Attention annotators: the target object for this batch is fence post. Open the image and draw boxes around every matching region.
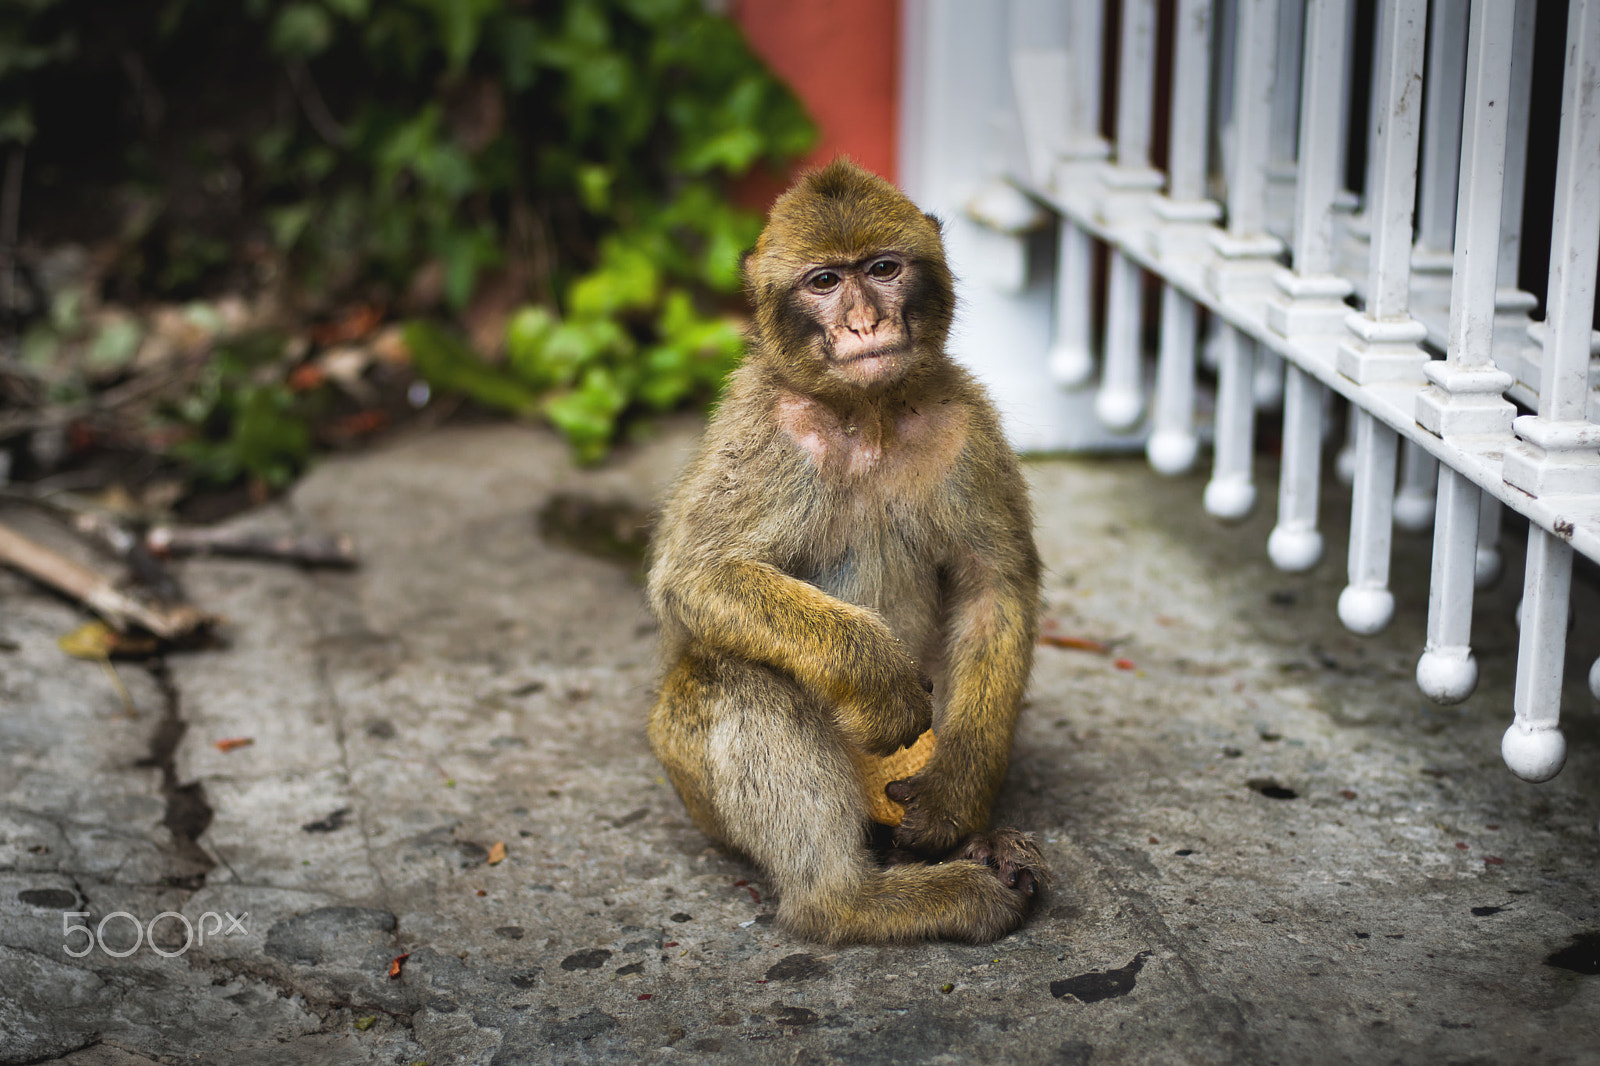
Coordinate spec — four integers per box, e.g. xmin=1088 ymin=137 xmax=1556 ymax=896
xmin=1414 ymin=0 xmax=1517 ymax=442
xmin=1149 ymin=0 xmax=1223 ymax=475
xmin=1333 ymin=0 xmax=1428 ymax=636
xmin=1047 ymin=1 xmax=1110 ymax=389
xmin=1414 ymin=0 xmax=1516 ymax=706
xmin=1393 ymin=442 xmax=1438 ymax=531
xmin=1265 ymin=0 xmax=1307 ymax=239
xmin=1265 ymin=0 xmax=1353 ymax=572
xmin=1492 ymin=0 xmax=1541 ymax=392
xmin=1411 ymin=0 xmax=1470 ymax=305
xmin=1205 ymin=0 xmax=1283 ymax=521
xmin=1500 ymin=0 xmax=1600 ymax=782
xmin=1097 ymin=0 xmax=1164 ymax=431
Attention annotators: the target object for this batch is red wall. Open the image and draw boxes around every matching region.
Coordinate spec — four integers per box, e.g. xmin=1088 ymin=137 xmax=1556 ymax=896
xmin=728 ymin=0 xmax=900 ymax=203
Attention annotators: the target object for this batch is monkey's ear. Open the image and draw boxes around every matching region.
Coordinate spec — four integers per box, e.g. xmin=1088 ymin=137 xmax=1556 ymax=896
xmin=739 ymin=248 xmax=756 ymax=288
xmin=923 ymin=212 xmax=945 ymax=234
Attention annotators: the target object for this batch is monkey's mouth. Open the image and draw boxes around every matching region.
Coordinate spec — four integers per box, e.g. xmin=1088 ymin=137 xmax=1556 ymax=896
xmin=829 ymin=344 xmax=907 ymax=366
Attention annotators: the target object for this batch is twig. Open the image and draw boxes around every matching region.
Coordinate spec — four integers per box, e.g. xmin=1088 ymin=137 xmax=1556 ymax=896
xmin=146 ymin=525 xmax=358 ymax=568
xmin=0 ymin=145 xmax=23 ymax=317
xmin=97 ymin=657 xmax=138 ymax=717
xmin=0 ymin=520 xmax=212 ymax=639
xmin=1039 ymin=632 xmax=1133 ymax=654
xmin=286 ymin=59 xmax=348 ymax=147
xmin=1 ymin=485 xmax=185 ymax=601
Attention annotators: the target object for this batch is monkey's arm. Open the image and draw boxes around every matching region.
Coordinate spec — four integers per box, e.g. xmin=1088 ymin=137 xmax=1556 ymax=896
xmin=891 ymin=507 xmax=1040 ymax=853
xmin=655 ymin=557 xmax=933 ymax=755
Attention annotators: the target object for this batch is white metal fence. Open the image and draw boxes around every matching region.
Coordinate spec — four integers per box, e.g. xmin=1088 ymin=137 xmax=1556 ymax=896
xmin=904 ymin=0 xmax=1600 ymax=787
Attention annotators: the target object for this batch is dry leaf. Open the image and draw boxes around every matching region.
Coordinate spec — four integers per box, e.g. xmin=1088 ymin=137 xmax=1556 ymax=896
xmin=487 ymin=841 xmax=507 ymax=865
xmin=59 ymin=621 xmax=120 ymax=660
xmin=286 ymin=363 xmax=328 ymax=392
xmin=327 ymin=409 xmax=389 ymax=439
xmin=309 ymin=303 xmax=383 ymax=347
xmin=1040 ymin=633 xmax=1110 ymax=654
xmin=388 ymin=952 xmax=411 ymax=978
xmin=214 ymin=737 xmax=255 ymax=753
xmin=369 ymin=323 xmax=411 ymax=364
xmin=59 ymin=620 xmax=157 ymax=659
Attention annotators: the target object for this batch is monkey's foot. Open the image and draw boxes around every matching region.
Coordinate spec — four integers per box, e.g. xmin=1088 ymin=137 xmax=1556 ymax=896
xmin=951 ymin=828 xmax=1049 ymax=898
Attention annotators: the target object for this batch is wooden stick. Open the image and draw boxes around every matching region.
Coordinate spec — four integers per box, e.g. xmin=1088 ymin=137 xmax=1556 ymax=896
xmin=145 ymin=525 xmax=358 ymax=568
xmin=0 ymin=521 xmax=211 ymax=639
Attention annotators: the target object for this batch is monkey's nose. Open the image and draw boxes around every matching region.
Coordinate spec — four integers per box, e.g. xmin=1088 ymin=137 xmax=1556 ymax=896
xmin=832 ymin=322 xmax=891 ymax=360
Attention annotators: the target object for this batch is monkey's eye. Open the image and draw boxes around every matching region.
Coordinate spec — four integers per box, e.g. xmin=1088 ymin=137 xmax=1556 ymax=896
xmin=809 ymin=271 xmax=841 ymax=293
xmin=867 ymin=259 xmax=901 ymax=280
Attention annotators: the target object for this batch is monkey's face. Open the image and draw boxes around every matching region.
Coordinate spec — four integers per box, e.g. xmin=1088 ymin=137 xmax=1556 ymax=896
xmin=748 ymin=160 xmax=956 ymax=397
xmin=794 ymin=253 xmax=915 ymax=388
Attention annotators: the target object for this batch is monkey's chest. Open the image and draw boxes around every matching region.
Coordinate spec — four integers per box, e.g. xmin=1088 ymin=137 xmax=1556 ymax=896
xmin=773 ymin=390 xmax=971 ymax=492
xmin=792 ymin=504 xmax=945 ymax=649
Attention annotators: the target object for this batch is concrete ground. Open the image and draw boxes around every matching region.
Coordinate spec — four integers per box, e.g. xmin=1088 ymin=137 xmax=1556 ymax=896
xmin=2 ymin=415 xmax=1598 ymax=1066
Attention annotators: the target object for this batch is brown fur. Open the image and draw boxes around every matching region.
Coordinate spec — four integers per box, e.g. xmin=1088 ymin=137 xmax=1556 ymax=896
xmin=647 ymin=160 xmax=1045 ymax=945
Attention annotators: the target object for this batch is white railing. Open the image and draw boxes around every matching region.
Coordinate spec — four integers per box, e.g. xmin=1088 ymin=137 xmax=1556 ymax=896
xmin=906 ymin=0 xmax=1600 ymax=787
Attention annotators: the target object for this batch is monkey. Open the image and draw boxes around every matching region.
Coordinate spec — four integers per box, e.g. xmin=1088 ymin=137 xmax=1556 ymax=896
xmin=646 ymin=159 xmax=1046 ymax=945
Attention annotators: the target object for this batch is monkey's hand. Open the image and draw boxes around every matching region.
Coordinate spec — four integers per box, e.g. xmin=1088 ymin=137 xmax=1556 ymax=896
xmin=836 ymin=665 xmax=933 ymax=757
xmin=884 ymin=770 xmax=973 ymax=854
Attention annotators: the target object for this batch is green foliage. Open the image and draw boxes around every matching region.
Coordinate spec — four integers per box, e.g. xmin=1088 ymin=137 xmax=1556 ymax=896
xmin=0 ymin=0 xmax=74 ymax=146
xmin=167 ymin=334 xmax=315 ymax=488
xmin=403 ymin=320 xmax=540 ymax=416
xmin=241 ymin=0 xmax=807 ymax=460
xmin=8 ymin=0 xmax=814 ymax=473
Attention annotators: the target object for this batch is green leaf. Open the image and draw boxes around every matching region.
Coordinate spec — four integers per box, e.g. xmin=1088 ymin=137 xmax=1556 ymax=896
xmin=438 ymin=227 xmax=501 ymax=311
xmin=227 ymin=385 xmax=312 ymax=487
xmin=498 ymin=15 xmax=541 ymax=92
xmin=0 ymin=104 xmax=35 ymax=146
xmin=543 ymin=317 xmax=633 ymax=374
xmin=268 ymin=203 xmax=314 ymax=250
xmin=575 ymin=163 xmax=612 ymax=213
xmin=409 ymin=0 xmax=499 ymax=74
xmin=563 ymin=3 xmax=610 ymax=49
xmin=700 ymin=214 xmax=755 ymax=292
xmin=404 ymin=320 xmax=542 ymax=415
xmin=637 ymin=344 xmax=692 ymax=410
xmin=676 ymin=126 xmax=763 ymax=176
xmin=505 ymin=304 xmax=557 ymax=357
xmin=253 ymin=124 xmax=294 ymax=167
xmin=543 ymin=366 xmax=629 ymax=464
xmin=170 ymin=378 xmax=312 ymax=488
xmin=569 ymin=51 xmax=629 ymax=107
xmin=322 ymin=0 xmax=370 ymax=19
xmin=617 ymin=0 xmax=690 ymax=27
xmin=87 ymin=317 xmax=144 ymax=373
xmin=504 ymin=304 xmax=563 ymax=388
xmin=271 ymin=3 xmax=335 ymax=58
xmin=19 ymin=322 xmax=60 ymax=372
xmin=567 ymin=238 xmax=659 ymax=319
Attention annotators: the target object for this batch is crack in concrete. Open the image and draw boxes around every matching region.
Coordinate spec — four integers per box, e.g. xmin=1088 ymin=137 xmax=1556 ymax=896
xmin=132 ymin=657 xmax=215 ymax=889
xmin=1071 ymin=834 xmax=1270 ymax=1064
xmin=211 ymin=955 xmax=417 ymax=1023
xmin=307 ymin=563 xmax=399 ymax=922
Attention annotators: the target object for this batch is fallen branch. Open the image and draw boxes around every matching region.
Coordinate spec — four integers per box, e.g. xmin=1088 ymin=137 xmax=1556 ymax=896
xmin=1 ymin=485 xmax=185 ymax=601
xmin=0 ymin=520 xmax=213 ymax=639
xmin=145 ymin=525 xmax=358 ymax=568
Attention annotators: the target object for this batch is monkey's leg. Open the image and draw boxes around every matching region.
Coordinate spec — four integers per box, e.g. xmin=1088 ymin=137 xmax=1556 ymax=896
xmin=891 ymin=575 xmax=1040 ymax=854
xmin=653 ymin=656 xmax=1038 ymax=944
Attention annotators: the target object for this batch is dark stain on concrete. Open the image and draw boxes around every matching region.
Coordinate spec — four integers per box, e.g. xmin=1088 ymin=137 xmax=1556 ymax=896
xmin=1051 ymin=951 xmax=1151 ymax=1004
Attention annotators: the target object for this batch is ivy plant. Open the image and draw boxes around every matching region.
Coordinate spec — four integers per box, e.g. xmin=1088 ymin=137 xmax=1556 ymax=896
xmin=244 ymin=0 xmax=811 ymax=460
xmin=9 ymin=0 xmax=814 ymax=476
